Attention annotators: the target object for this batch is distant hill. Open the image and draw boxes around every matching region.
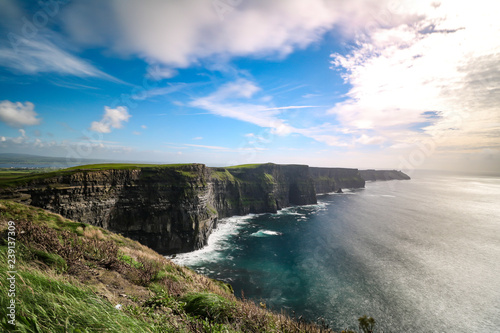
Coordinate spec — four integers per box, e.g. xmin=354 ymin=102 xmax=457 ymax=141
xmin=0 ymin=153 xmax=126 ymax=168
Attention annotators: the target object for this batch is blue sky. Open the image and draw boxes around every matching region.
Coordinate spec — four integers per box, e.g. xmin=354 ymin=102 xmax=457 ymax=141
xmin=0 ymin=0 xmax=499 ymax=172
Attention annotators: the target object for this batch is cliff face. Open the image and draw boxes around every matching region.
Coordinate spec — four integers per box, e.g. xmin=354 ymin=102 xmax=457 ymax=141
xmin=10 ymin=164 xmax=318 ymax=254
xmin=211 ymin=164 xmax=316 ymax=217
xmin=359 ymin=170 xmax=411 ymax=181
xmin=309 ymin=167 xmax=365 ymax=194
xmin=28 ymin=165 xmax=216 ymax=254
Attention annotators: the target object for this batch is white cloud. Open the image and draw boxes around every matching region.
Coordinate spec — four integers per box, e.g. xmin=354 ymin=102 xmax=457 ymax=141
xmin=147 ymin=65 xmax=178 ymax=79
xmin=62 ymin=0 xmax=401 ymax=69
xmin=192 ymin=137 xmax=203 ymax=140
xmin=90 ymin=106 xmax=131 ymax=133
xmin=0 ymin=100 xmax=41 ymax=127
xmin=329 ymin=0 xmax=500 ymax=153
xmin=355 ymin=134 xmax=386 ymax=145
xmin=141 ymin=125 xmax=147 ymax=129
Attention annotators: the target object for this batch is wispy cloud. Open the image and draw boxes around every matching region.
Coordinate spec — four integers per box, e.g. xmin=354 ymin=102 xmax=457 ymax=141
xmin=261 ymin=106 xmax=322 ymax=111
xmin=0 ymin=36 xmax=120 ymax=82
xmin=165 ymin=142 xmax=268 ymax=153
xmin=190 ymin=79 xmax=295 ymax=135
xmin=131 ymin=83 xmax=188 ymax=100
xmin=190 ymin=79 xmax=352 ymax=146
xmin=184 ymin=144 xmax=227 ymax=150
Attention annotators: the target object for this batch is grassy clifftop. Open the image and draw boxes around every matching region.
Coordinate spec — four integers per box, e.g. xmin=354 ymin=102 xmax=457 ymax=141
xmin=0 ymin=164 xmax=201 ymax=188
xmin=0 ymin=200 xmax=336 ymax=333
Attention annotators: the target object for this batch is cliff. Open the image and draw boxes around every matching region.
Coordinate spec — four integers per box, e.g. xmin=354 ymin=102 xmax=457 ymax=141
xmin=0 ymin=163 xmax=402 ymax=255
xmin=0 ymin=163 xmax=319 ymax=254
xmin=359 ymin=169 xmax=411 ymax=181
xmin=23 ymin=164 xmax=217 ymax=254
xmin=309 ymin=167 xmax=365 ymax=194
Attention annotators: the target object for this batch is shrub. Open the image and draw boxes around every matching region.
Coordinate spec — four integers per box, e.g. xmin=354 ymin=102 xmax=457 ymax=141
xmin=136 ymin=256 xmax=162 ymax=286
xmin=31 ymin=249 xmax=67 ymax=273
xmin=119 ymin=254 xmax=142 ymax=269
xmin=181 ymin=292 xmax=236 ymax=323
xmin=358 ymin=315 xmax=376 ymax=333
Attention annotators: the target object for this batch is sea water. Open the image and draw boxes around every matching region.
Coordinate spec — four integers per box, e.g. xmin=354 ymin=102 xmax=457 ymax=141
xmin=173 ymin=171 xmax=500 ymax=332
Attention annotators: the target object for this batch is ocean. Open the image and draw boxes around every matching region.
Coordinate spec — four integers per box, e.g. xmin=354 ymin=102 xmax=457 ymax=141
xmin=172 ymin=171 xmax=500 ymax=332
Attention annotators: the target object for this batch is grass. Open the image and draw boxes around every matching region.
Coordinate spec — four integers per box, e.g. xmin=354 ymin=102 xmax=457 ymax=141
xmin=263 ymin=172 xmax=276 ymax=184
xmin=211 ymin=169 xmax=237 ymax=183
xmin=0 ymin=200 xmax=350 ymax=332
xmin=0 ymin=260 xmax=152 ymax=332
xmin=225 ymin=164 xmax=265 ymax=169
xmin=0 ymin=168 xmax=76 ymax=188
xmin=0 ymin=169 xmax=43 ymax=180
xmin=182 ymin=292 xmax=236 ymax=322
xmin=64 ymin=163 xmax=196 ymax=171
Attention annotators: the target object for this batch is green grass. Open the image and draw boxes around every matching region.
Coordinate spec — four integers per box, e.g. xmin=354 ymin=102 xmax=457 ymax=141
xmin=263 ymin=173 xmax=276 ymax=184
xmin=0 ymin=169 xmax=48 ymax=179
xmin=64 ymin=163 xmax=194 ymax=171
xmin=225 ymin=163 xmax=264 ymax=169
xmin=0 ymin=247 xmax=159 ymax=333
xmin=31 ymin=249 xmax=68 ymax=273
xmin=181 ymin=292 xmax=236 ymax=323
xmin=118 ymin=254 xmax=143 ymax=269
xmin=0 ymin=169 xmax=76 ymax=188
xmin=211 ymin=169 xmax=237 ymax=182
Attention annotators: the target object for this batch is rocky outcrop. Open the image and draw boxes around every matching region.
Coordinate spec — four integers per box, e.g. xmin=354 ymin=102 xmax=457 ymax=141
xmin=359 ymin=170 xmax=411 ymax=181
xmin=309 ymin=167 xmax=365 ymax=194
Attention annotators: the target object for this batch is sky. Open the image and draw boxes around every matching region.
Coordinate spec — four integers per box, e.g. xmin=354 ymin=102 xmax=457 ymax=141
xmin=0 ymin=0 xmax=499 ymax=173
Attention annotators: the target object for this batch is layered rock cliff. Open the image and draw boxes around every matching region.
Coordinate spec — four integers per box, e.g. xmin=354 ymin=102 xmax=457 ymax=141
xmin=359 ymin=169 xmax=411 ymax=181
xmin=26 ymin=164 xmax=217 ymax=254
xmin=210 ymin=164 xmax=316 ymax=217
xmin=309 ymin=167 xmax=365 ymax=194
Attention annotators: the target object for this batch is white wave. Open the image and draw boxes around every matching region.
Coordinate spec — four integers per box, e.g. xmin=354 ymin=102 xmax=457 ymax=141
xmin=277 ymin=209 xmax=306 ymax=216
xmin=169 ymin=215 xmax=254 ymax=266
xmin=250 ymin=229 xmax=282 ymax=237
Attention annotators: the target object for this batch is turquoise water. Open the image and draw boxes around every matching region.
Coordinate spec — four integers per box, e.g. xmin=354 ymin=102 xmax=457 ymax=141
xmin=173 ymin=171 xmax=500 ymax=332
